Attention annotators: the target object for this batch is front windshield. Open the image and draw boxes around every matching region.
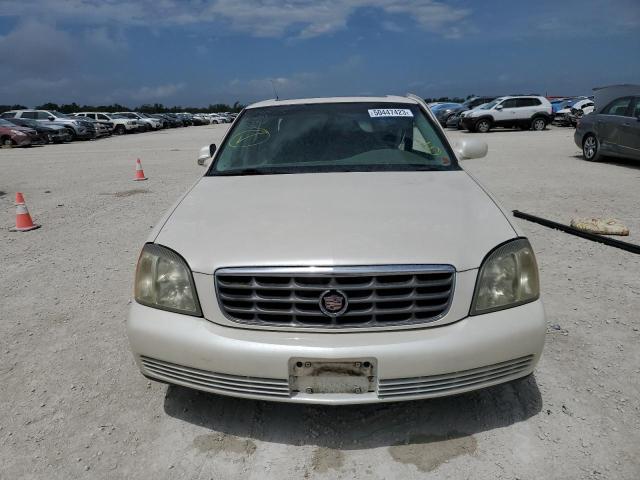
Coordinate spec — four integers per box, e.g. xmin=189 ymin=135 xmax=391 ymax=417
xmin=210 ymin=103 xmax=458 ymax=176
xmin=0 ymin=118 xmax=16 ymax=126
xmin=480 ymin=100 xmax=500 ymax=110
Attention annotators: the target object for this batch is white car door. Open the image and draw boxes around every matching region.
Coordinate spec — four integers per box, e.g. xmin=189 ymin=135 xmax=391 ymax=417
xmin=495 ymin=98 xmax=518 ymax=123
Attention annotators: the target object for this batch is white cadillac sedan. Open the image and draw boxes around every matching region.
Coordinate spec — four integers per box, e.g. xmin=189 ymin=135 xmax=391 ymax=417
xmin=127 ymin=95 xmax=545 ymax=404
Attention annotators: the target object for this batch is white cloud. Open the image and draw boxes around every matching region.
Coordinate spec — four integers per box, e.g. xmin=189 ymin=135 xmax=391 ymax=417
xmin=1 ymin=0 xmax=471 ymax=39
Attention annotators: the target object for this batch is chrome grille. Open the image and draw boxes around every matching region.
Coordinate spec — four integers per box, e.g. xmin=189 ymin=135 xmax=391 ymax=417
xmin=140 ymin=356 xmax=290 ymax=398
xmin=378 ymin=355 xmax=534 ymax=399
xmin=215 ymin=265 xmax=455 ymax=328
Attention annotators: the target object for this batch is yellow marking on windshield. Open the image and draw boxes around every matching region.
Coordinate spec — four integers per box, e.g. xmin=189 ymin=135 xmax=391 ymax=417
xmin=229 ymin=128 xmax=271 ymax=147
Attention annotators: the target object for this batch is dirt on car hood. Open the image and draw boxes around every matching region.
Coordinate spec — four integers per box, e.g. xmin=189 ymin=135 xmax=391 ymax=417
xmin=154 ymin=171 xmax=516 ymax=274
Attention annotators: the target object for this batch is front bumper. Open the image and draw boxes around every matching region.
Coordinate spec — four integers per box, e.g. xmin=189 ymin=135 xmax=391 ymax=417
xmin=11 ymin=135 xmax=32 ymax=147
xmin=127 ymin=300 xmax=546 ymax=404
xmin=460 ymin=117 xmax=476 ymax=130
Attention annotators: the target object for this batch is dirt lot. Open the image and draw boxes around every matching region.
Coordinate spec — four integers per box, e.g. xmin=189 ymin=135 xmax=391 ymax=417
xmin=1 ymin=124 xmax=639 ymax=480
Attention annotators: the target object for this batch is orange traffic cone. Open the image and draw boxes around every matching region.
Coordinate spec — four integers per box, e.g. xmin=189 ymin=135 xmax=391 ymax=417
xmin=10 ymin=193 xmax=40 ymax=232
xmin=134 ymin=158 xmax=148 ymax=181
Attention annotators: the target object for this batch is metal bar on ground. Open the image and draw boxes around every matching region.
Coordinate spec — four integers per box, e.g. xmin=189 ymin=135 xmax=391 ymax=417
xmin=512 ymin=210 xmax=640 ymax=255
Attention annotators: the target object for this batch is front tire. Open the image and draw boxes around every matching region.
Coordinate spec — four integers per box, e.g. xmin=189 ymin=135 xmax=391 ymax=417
xmin=532 ymin=117 xmax=547 ymax=131
xmin=475 ymin=119 xmax=491 ymax=133
xmin=115 ymin=125 xmax=126 ymax=135
xmin=582 ymin=134 xmax=601 ymax=161
xmin=2 ymin=136 xmax=14 ymax=147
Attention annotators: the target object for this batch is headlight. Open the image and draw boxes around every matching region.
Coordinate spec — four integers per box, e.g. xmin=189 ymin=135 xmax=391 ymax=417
xmin=134 ymin=244 xmax=202 ymax=316
xmin=470 ymin=238 xmax=539 ymax=315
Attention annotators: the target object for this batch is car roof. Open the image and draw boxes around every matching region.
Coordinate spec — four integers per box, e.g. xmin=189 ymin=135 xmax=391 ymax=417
xmin=246 ymin=95 xmax=419 ymax=109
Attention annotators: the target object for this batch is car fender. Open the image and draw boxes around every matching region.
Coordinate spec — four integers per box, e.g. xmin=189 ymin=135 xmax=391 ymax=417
xmin=473 ymin=115 xmax=494 ymax=124
xmin=531 ymin=112 xmax=551 ymax=122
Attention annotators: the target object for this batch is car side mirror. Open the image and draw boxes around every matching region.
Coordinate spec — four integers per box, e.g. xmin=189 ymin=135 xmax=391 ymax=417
xmin=454 ymin=139 xmax=488 ymax=160
xmin=494 ymin=105 xmax=503 ymax=111
xmin=197 ymin=144 xmax=216 ymax=166
xmin=48 ymin=116 xmax=55 ymax=121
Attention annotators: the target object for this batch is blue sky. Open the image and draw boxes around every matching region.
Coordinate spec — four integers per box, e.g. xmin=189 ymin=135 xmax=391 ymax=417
xmin=1 ymin=0 xmax=638 ymax=107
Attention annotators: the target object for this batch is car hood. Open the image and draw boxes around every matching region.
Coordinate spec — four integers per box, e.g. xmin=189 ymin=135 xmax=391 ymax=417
xmin=11 ymin=126 xmax=36 ymax=134
xmin=40 ymin=122 xmax=67 ymax=131
xmin=154 ymin=171 xmax=517 ymax=274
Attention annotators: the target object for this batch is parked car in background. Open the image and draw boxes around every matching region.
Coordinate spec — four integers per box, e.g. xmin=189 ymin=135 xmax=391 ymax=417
xmin=445 ymin=97 xmax=497 ymax=129
xmin=162 ymin=113 xmax=186 ymax=127
xmin=208 ymin=114 xmax=227 ymax=124
xmin=115 ymin=112 xmax=162 ymax=131
xmin=6 ymin=117 xmax=71 ymax=143
xmin=575 ymin=84 xmax=640 ymax=162
xmin=191 ymin=114 xmax=208 ymax=126
xmin=177 ymin=113 xmax=194 ymax=126
xmin=128 ymin=95 xmax=545 ymax=405
xmin=567 ymin=99 xmax=595 ymax=126
xmin=429 ymin=102 xmax=461 ymax=126
xmin=1 ymin=109 xmax=95 ymax=140
xmin=153 ymin=113 xmax=182 ymax=128
xmin=72 ymin=115 xmax=111 ymax=137
xmin=554 ymin=98 xmax=593 ymax=126
xmin=138 ymin=113 xmax=165 ymax=128
xmin=461 ymin=96 xmax=553 ymax=133
xmin=76 ymin=112 xmax=139 ymax=135
xmin=0 ymin=118 xmax=43 ymax=147
xmin=550 ymin=98 xmax=581 ymax=114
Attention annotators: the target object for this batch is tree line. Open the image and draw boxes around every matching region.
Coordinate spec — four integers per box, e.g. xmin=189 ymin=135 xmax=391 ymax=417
xmin=0 ymin=101 xmax=246 ymax=114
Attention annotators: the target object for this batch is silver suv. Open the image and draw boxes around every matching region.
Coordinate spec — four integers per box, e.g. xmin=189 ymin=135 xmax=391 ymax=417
xmin=1 ymin=110 xmax=95 ymax=140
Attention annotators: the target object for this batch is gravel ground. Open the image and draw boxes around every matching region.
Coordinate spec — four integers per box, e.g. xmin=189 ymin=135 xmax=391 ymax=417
xmin=1 ymin=124 xmax=639 ymax=480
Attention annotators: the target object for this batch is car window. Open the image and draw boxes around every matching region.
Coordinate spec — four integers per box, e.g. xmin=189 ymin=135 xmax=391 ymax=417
xmin=22 ymin=111 xmax=37 ymax=119
xmin=502 ymin=99 xmax=518 ymax=108
xmin=210 ymin=103 xmax=458 ymax=176
xmin=97 ymin=114 xmax=109 ymax=120
xmin=37 ymin=112 xmax=52 ymax=119
xmin=1 ymin=112 xmax=16 ymax=118
xmin=602 ymin=97 xmax=633 ymax=116
xmin=632 ymin=98 xmax=640 ymax=117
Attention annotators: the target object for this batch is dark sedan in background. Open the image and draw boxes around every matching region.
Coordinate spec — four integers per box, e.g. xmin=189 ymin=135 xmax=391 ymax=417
xmin=0 ymin=118 xmax=44 ymax=147
xmin=575 ymin=84 xmax=640 ymax=162
xmin=7 ymin=117 xmax=71 ymax=143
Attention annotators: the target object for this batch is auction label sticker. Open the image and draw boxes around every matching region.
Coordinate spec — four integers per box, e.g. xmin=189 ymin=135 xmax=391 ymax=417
xmin=368 ymin=108 xmax=414 ymax=118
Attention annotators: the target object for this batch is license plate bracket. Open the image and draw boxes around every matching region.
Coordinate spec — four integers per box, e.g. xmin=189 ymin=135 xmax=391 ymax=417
xmin=289 ymin=359 xmax=376 ymax=394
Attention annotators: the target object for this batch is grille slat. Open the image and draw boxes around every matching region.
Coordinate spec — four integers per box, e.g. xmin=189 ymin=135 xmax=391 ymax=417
xmin=219 ymin=290 xmax=451 ymax=304
xmin=140 ymin=356 xmax=290 ymax=397
xmin=215 ymin=265 xmax=455 ymax=329
xmin=378 ymin=355 xmax=534 ymax=399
